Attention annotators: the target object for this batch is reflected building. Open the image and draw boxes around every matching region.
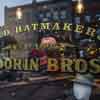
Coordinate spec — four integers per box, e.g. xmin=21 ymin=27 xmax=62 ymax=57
xmin=4 ymin=0 xmax=100 ymax=58
xmin=4 ymin=0 xmax=72 ymax=58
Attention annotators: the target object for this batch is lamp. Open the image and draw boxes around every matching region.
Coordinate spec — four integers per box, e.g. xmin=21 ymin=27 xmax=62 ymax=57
xmin=16 ymin=8 xmax=23 ymax=20
xmin=75 ymin=0 xmax=84 ymax=14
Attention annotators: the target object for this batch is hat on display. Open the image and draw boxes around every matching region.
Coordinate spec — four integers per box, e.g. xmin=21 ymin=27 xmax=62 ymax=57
xmin=72 ymin=74 xmax=94 ymax=87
